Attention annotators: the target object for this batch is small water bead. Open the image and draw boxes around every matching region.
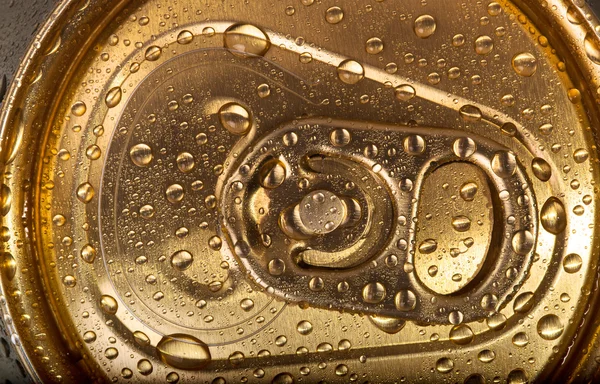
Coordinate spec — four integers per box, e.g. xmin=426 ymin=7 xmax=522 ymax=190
xmin=219 ymin=102 xmax=252 ymax=135
xmin=537 ymin=314 xmax=564 ymax=340
xmin=202 ymin=27 xmax=216 ymax=37
xmin=259 ymin=159 xmax=286 ymax=189
xmin=176 ymin=152 xmax=195 ymax=173
xmin=145 ymin=45 xmax=162 ymax=61
xmin=435 ymin=357 xmax=454 ymax=373
xmin=100 ymin=295 xmax=118 ymax=315
xmin=491 ymin=151 xmax=517 ymax=178
xmin=275 ymin=335 xmax=287 ymax=347
xmin=80 ymin=244 xmax=97 ymax=263
xmin=478 ymin=349 xmax=496 ymax=363
xmin=165 ymin=184 xmax=184 ymax=204
xmin=488 ymin=2 xmax=502 ymax=16
xmin=71 ymin=101 xmax=87 ymax=116
xmin=511 ymin=230 xmax=534 ymax=256
xmin=507 ymin=369 xmax=529 ymax=384
xmin=532 ymin=158 xmax=552 ymax=181
xmin=129 ymin=144 xmax=153 ymax=167
xmin=474 ymin=35 xmax=494 ymax=55
xmin=512 ymin=52 xmax=538 ymax=77
xmin=257 ymin=83 xmax=271 ymax=98
xmin=83 ymin=331 xmax=96 ymax=343
xmin=105 ymin=347 xmax=119 ymax=360
xmin=414 ymin=15 xmax=436 ymax=38
xmin=395 ymin=84 xmax=416 ymax=101
xmin=395 ymin=289 xmax=417 ymax=311
xmin=224 ymin=23 xmax=271 ymax=57
xmin=170 ymin=250 xmax=193 ymax=271
xmin=460 ymin=182 xmax=478 ymax=201
xmin=76 ymin=182 xmax=95 ymax=203
xmin=513 ymin=292 xmax=535 ymax=313
xmin=403 ymin=135 xmax=426 ymax=155
xmin=337 ymin=60 xmax=365 ymax=84
xmin=240 ymin=298 xmax=254 ymax=311
xmin=452 ymin=34 xmax=465 ymax=47
xmin=330 ymin=128 xmax=351 ymax=147
xmin=63 ymin=275 xmax=76 ymax=288
xmin=157 ymin=334 xmax=212 ymax=370
xmin=366 ymin=37 xmax=384 ymax=54
xmin=568 ymin=88 xmax=582 ymax=103
xmin=563 ymin=253 xmax=582 ymax=273
xmin=268 ymin=258 xmax=286 ymax=276
xmin=486 ymin=312 xmax=507 ymax=330
xmin=325 ymin=6 xmax=344 ymax=24
xmin=133 ymin=331 xmax=150 ymax=346
xmin=418 ymin=239 xmax=437 ymax=254
xmin=453 ymin=137 xmax=477 ymax=158
xmin=540 ymin=197 xmax=567 ymax=234
xmin=362 ymin=282 xmax=386 ymax=303
xmin=449 ymin=324 xmax=474 ymax=345
xmin=459 ymin=105 xmax=482 ymax=122
xmin=451 ymin=216 xmax=471 ymax=232
xmin=297 ymin=320 xmax=313 ymax=335
xmin=573 ymin=148 xmax=589 ymax=163
xmin=166 ymin=372 xmax=180 ymax=383
xmin=512 ymin=332 xmax=529 ymax=347
xmin=335 ymin=364 xmax=349 ymax=376
xmin=177 ymin=30 xmax=194 ymax=45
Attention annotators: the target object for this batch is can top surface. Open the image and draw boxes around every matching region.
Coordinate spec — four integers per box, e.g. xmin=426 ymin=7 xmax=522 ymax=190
xmin=2 ymin=0 xmax=600 ymax=383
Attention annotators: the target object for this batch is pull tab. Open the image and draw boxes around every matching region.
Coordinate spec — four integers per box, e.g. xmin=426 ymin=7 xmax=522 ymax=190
xmin=221 ymin=118 xmax=537 ymax=324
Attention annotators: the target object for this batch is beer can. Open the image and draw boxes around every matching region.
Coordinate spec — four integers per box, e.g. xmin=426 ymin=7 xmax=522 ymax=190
xmin=2 ymin=0 xmax=600 ymax=383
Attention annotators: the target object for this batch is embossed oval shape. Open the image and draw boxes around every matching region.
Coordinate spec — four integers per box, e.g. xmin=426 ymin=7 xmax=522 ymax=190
xmin=414 ymin=162 xmax=494 ymax=295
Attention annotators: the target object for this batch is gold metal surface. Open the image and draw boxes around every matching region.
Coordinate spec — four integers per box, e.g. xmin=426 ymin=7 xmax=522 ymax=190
xmin=2 ymin=0 xmax=600 ymax=382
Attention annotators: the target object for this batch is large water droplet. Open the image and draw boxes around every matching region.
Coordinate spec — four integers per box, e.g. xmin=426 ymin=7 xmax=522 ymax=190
xmin=224 ymin=24 xmax=271 ymax=58
xmin=414 ymin=15 xmax=436 ymax=38
xmin=532 ymin=158 xmax=551 ymax=181
xmin=449 ymin=324 xmax=474 ymax=345
xmin=156 ymin=334 xmax=212 ymax=370
xmin=584 ymin=33 xmax=600 ymax=65
xmin=540 ymin=197 xmax=567 ymax=234
xmin=171 ymin=250 xmax=193 ymax=271
xmin=76 ymin=182 xmax=95 ymax=203
xmin=105 ymin=87 xmax=122 ymax=108
xmin=219 ymin=102 xmax=252 ymax=135
xmin=337 ymin=60 xmax=365 ymax=84
xmin=129 ymin=144 xmax=153 ymax=167
xmin=491 ymin=151 xmax=517 ymax=178
xmin=563 ymin=253 xmax=582 ymax=273
xmin=368 ymin=315 xmax=405 ymax=334
xmin=394 ymin=84 xmax=416 ymax=101
xmin=537 ymin=314 xmax=563 ymax=340
xmin=362 ymin=282 xmax=386 ymax=303
xmin=100 ymin=295 xmax=118 ymax=315
xmin=512 ymin=52 xmax=537 ymax=77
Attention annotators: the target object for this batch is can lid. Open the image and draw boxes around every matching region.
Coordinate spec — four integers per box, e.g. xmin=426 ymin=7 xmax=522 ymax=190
xmin=2 ymin=0 xmax=600 ymax=382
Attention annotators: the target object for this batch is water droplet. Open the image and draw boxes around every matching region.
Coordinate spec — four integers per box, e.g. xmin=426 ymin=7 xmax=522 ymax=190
xmin=145 ymin=45 xmax=162 ymax=61
xmin=325 ymin=6 xmax=344 ymax=24
xmin=394 ymin=289 xmax=417 ymax=311
xmin=491 ymin=151 xmax=517 ymax=178
xmin=511 ymin=230 xmax=534 ymax=255
xmin=268 ymin=258 xmax=286 ymax=276
xmin=366 ymin=37 xmax=384 ymax=54
xmin=418 ymin=239 xmax=437 ymax=254
xmin=573 ymin=148 xmax=589 ymax=163
xmin=105 ymin=87 xmax=122 ymax=108
xmin=486 ymin=312 xmax=507 ymax=331
xmin=537 ymin=314 xmax=563 ymax=340
xmin=563 ymin=253 xmax=582 ymax=273
xmin=71 ymin=101 xmax=87 ymax=116
xmin=177 ymin=30 xmax=194 ymax=45
xmin=512 ymin=332 xmax=529 ymax=347
xmin=513 ymin=292 xmax=535 ymax=313
xmin=219 ymin=102 xmax=252 ymax=135
xmin=100 ymin=295 xmax=118 ymax=315
xmin=260 ymin=159 xmax=286 ymax=189
xmin=541 ymin=197 xmax=567 ymax=234
xmin=157 ymin=334 xmax=211 ymax=370
xmin=460 ymin=182 xmax=478 ymax=201
xmin=297 ymin=320 xmax=313 ymax=335
xmin=133 ymin=331 xmax=150 ymax=346
xmin=395 ymin=84 xmax=416 ymax=101
xmin=171 ymin=250 xmax=193 ymax=271
xmin=403 ymin=135 xmax=426 ymax=155
xmin=166 ymin=184 xmax=185 ymax=204
xmin=76 ymin=182 xmax=94 ymax=203
xmin=507 ymin=369 xmax=528 ymax=384
xmin=224 ymin=24 xmax=271 ymax=58
xmin=584 ymin=32 xmax=600 ymax=65
xmin=0 ymin=253 xmax=16 ymax=281
xmin=478 ymin=349 xmax=496 ymax=363
xmin=451 ymin=215 xmax=471 ymax=232
xmin=474 ymin=35 xmax=494 ymax=55
xmin=105 ymin=347 xmax=118 ymax=360
xmin=362 ymin=282 xmax=386 ymax=303
xmin=257 ymin=83 xmax=271 ymax=98
xmin=435 ymin=357 xmax=454 ymax=373
xmin=129 ymin=144 xmax=153 ymax=167
xmin=459 ymin=105 xmax=482 ymax=122
xmin=512 ymin=52 xmax=537 ymax=77
xmin=532 ymin=158 xmax=552 ymax=181
xmin=81 ymin=244 xmax=96 ymax=263
xmin=337 ymin=59 xmax=365 ymax=84
xmin=330 ymin=128 xmax=352 ymax=147
xmin=414 ymin=15 xmax=436 ymax=38
xmin=83 ymin=331 xmax=96 ymax=343
xmin=448 ymin=324 xmax=473 ymax=345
